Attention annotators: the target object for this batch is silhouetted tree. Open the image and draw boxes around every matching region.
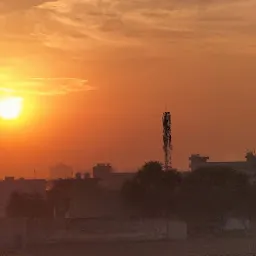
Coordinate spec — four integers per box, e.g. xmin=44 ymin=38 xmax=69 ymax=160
xmin=122 ymin=162 xmax=254 ymax=220
xmin=122 ymin=161 xmax=182 ymax=217
xmin=179 ymin=166 xmax=250 ymax=220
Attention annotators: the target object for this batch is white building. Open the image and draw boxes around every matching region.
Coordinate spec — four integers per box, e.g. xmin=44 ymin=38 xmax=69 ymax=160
xmin=189 ymin=151 xmax=256 ymax=179
xmin=0 ymin=177 xmax=46 ymax=217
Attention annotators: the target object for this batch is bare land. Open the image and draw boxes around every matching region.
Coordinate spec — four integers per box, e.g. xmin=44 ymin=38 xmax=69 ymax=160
xmin=21 ymin=237 xmax=256 ymax=256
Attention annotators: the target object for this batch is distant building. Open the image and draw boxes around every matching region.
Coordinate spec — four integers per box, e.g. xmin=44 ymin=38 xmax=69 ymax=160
xmin=49 ymin=164 xmax=136 ymax=218
xmin=189 ymin=151 xmax=256 ymax=179
xmin=98 ymin=172 xmax=135 ymax=191
xmin=51 ymin=177 xmax=100 ymax=218
xmin=93 ymin=163 xmax=113 ymax=179
xmin=50 ymin=163 xmax=73 ymax=180
xmin=93 ymin=163 xmax=135 ymax=190
xmin=69 ymin=181 xmax=126 ymax=218
xmin=51 ymin=176 xmax=127 ymax=219
xmin=0 ymin=177 xmax=46 ymax=217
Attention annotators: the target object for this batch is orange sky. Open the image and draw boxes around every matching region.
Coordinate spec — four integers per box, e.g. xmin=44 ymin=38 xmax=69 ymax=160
xmin=0 ymin=0 xmax=256 ymax=178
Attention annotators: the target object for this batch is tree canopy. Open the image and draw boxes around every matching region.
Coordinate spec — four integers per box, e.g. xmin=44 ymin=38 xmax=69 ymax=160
xmin=179 ymin=166 xmax=250 ymax=220
xmin=122 ymin=162 xmax=252 ymax=220
xmin=122 ymin=161 xmax=182 ymax=217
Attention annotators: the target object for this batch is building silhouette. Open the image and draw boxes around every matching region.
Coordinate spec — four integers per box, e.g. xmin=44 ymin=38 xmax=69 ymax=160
xmin=50 ymin=163 xmax=73 ymax=180
xmin=0 ymin=177 xmax=46 ymax=217
xmin=189 ymin=151 xmax=256 ymax=180
xmin=93 ymin=163 xmax=135 ymax=190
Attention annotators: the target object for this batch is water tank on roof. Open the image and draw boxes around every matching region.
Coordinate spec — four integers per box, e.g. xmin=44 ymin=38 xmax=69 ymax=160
xmin=84 ymin=173 xmax=90 ymax=179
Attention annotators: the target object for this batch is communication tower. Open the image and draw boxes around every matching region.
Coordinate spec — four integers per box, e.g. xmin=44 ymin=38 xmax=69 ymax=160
xmin=162 ymin=112 xmax=172 ymax=170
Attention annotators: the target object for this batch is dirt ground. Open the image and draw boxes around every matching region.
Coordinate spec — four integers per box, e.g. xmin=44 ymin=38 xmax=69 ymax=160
xmin=20 ymin=237 xmax=256 ymax=256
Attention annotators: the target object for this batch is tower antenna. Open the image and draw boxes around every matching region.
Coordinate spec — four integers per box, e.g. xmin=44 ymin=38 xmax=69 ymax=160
xmin=162 ymin=112 xmax=172 ymax=171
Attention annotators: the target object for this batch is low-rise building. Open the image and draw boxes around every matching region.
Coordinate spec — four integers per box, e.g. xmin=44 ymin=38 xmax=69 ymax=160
xmin=189 ymin=151 xmax=256 ymax=179
xmin=0 ymin=177 xmax=46 ymax=217
xmin=92 ymin=163 xmax=135 ymax=190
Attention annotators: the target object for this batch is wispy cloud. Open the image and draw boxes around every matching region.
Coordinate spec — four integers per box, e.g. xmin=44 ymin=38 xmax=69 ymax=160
xmin=0 ymin=0 xmax=255 ymax=59
xmin=33 ymin=0 xmax=256 ymax=56
xmin=0 ymin=0 xmax=56 ymax=13
xmin=0 ymin=76 xmax=94 ymax=96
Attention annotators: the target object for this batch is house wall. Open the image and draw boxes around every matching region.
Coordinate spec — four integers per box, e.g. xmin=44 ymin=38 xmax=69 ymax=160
xmin=0 ymin=218 xmax=187 ymax=248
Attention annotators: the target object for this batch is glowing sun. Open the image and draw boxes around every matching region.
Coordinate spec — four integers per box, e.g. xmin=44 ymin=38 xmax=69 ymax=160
xmin=0 ymin=97 xmax=23 ymax=120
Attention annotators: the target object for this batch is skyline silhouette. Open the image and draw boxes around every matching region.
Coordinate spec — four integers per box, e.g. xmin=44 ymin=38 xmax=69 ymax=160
xmin=0 ymin=0 xmax=256 ymax=177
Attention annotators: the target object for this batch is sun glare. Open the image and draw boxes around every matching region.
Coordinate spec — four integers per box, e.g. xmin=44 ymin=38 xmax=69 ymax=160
xmin=0 ymin=97 xmax=23 ymax=120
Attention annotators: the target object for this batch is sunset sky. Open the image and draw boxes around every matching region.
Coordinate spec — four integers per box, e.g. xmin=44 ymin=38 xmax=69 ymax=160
xmin=1 ymin=0 xmax=256 ymax=178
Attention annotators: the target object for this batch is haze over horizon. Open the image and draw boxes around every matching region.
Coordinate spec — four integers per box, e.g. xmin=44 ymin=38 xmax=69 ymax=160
xmin=0 ymin=0 xmax=256 ymax=178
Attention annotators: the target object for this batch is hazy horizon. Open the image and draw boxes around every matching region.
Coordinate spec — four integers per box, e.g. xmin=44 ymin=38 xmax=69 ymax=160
xmin=0 ymin=0 xmax=256 ymax=178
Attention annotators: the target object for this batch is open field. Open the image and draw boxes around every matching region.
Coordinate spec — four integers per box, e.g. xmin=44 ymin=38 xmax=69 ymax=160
xmin=21 ymin=237 xmax=256 ymax=256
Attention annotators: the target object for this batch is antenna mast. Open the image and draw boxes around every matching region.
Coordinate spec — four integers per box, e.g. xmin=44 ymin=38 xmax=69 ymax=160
xmin=162 ymin=112 xmax=172 ymax=170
